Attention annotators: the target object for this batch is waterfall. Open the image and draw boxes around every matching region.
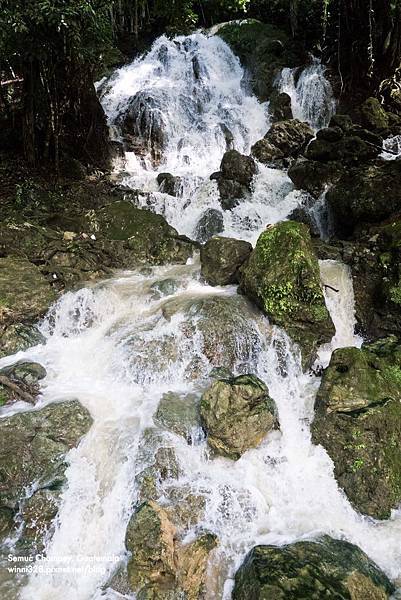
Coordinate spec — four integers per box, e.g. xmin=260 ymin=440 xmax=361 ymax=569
xmin=277 ymin=58 xmax=336 ymax=130
xmin=3 ymin=31 xmax=401 ymax=600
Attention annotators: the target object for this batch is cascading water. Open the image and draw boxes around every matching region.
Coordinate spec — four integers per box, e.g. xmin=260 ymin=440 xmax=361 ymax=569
xmin=3 ymin=30 xmax=401 ymax=600
xmin=277 ymin=58 xmax=336 ymax=130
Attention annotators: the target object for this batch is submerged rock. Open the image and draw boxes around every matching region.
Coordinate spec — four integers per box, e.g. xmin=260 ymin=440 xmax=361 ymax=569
xmin=200 ymin=374 xmax=277 ymax=460
xmin=0 ymin=399 xmax=92 ymax=543
xmin=264 ymin=119 xmax=314 ymax=158
xmin=239 ymin=221 xmax=334 ymax=367
xmin=125 ymin=501 xmax=217 ymax=599
xmin=233 ymin=536 xmax=394 ymax=599
xmin=0 ymin=360 xmax=47 ymax=406
xmin=0 ymin=256 xmax=56 ymax=326
xmin=312 ymin=338 xmax=401 ymax=519
xmin=200 ymin=236 xmax=252 ymax=286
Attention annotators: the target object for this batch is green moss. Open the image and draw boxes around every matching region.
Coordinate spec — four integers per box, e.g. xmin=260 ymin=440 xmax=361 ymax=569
xmin=389 ymin=282 xmax=401 ymax=305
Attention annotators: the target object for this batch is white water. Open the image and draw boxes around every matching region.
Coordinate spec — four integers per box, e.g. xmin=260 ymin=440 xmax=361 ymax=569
xmin=382 ymin=135 xmax=401 ymax=160
xmin=2 ymin=31 xmax=401 ymax=600
xmin=277 ymin=58 xmax=336 ymax=130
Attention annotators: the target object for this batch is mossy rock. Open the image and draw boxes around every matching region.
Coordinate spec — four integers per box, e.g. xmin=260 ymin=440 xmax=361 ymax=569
xmin=0 ymin=256 xmax=56 ymax=326
xmin=200 ymin=374 xmax=278 ymax=459
xmin=233 ymin=536 xmax=394 ymax=599
xmin=200 ymin=236 xmax=252 ymax=286
xmin=0 ymin=399 xmax=92 ymax=541
xmin=239 ymin=221 xmax=334 ymax=368
xmin=357 ymin=97 xmax=389 ymax=132
xmin=155 ymin=392 xmax=200 ymax=441
xmin=0 ymin=323 xmax=45 ymax=359
xmin=312 ymin=339 xmax=401 ymax=519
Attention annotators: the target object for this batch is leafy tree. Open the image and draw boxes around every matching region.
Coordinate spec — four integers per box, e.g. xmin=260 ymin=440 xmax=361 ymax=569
xmin=0 ymin=0 xmax=114 ymax=167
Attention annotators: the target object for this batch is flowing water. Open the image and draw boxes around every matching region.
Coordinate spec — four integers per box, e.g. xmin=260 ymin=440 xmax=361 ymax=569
xmin=2 ymin=31 xmax=401 ymax=600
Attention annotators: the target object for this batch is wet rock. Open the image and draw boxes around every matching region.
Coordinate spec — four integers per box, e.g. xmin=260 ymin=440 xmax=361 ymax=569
xmin=125 ymin=501 xmax=217 ymax=598
xmin=218 ymin=179 xmax=250 ymax=210
xmin=19 ymin=489 xmax=60 ymax=551
xmin=136 ymin=446 xmax=182 ymax=503
xmin=0 ymin=399 xmax=92 ymax=541
xmin=0 ymin=323 xmax=45 ymax=359
xmin=96 ymin=200 xmax=194 ymax=264
xmin=200 ymin=374 xmax=277 ymax=460
xmin=194 ymin=208 xmax=224 ymax=243
xmin=0 ymin=360 xmax=46 ymax=406
xmin=239 ymin=221 xmax=334 ymax=368
xmin=287 ymin=194 xmax=322 ymax=237
xmin=155 ymin=392 xmax=200 ymax=440
xmin=251 ymin=139 xmax=284 ymax=164
xmin=233 ymin=536 xmax=394 ymax=599
xmin=264 ymin=119 xmax=314 ymax=158
xmin=269 ymin=91 xmax=293 ymax=122
xmin=157 ymin=173 xmax=181 ymax=197
xmin=200 ymin=236 xmax=252 ymax=286
xmin=312 ymin=339 xmax=401 ymax=519
xmin=288 ymin=159 xmax=344 ymax=197
xmin=316 ymin=125 xmax=344 ymax=142
xmin=220 ymin=150 xmax=257 ymax=186
xmin=0 ymin=256 xmax=57 ymax=326
xmin=357 ymin=97 xmax=389 ymax=132
xmin=306 ymin=128 xmax=382 ymax=163
xmin=151 ymin=278 xmax=179 ymax=298
xmin=329 ymin=114 xmax=353 ymax=132
xmin=327 ymin=160 xmax=401 ymax=238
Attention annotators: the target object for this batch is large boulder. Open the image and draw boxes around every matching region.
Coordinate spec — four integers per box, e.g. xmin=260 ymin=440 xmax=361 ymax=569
xmin=0 ymin=256 xmax=56 ymax=326
xmin=95 ymin=200 xmax=194 ymax=264
xmin=200 ymin=374 xmax=277 ymax=459
xmin=217 ymin=150 xmax=256 ymax=210
xmin=288 ymin=159 xmax=344 ymax=197
xmin=251 ymin=139 xmax=284 ymax=165
xmin=356 ymin=97 xmax=389 ymax=132
xmin=264 ymin=119 xmax=314 ymax=158
xmin=233 ymin=536 xmax=394 ymax=599
xmin=200 ymin=236 xmax=252 ymax=286
xmin=312 ymin=338 xmax=401 ymax=519
xmin=0 ymin=400 xmax=92 ymax=543
xmin=327 ymin=160 xmax=401 ymax=238
xmin=239 ymin=221 xmax=335 ymax=367
xmin=125 ymin=501 xmax=217 ymax=599
xmin=306 ymin=126 xmax=382 ymax=164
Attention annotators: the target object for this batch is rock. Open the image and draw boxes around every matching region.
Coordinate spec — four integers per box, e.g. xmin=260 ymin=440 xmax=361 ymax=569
xmin=269 ymin=91 xmax=293 ymax=122
xmin=316 ymin=125 xmax=344 ymax=142
xmin=218 ymin=179 xmax=250 ymax=210
xmin=288 ymin=159 xmax=344 ymax=197
xmin=19 ymin=489 xmax=60 ymax=551
xmin=194 ymin=208 xmax=224 ymax=243
xmin=251 ymin=139 xmax=284 ymax=164
xmin=200 ymin=236 xmax=252 ymax=286
xmin=0 ymin=360 xmax=47 ymax=406
xmin=233 ymin=536 xmax=394 ymax=599
xmin=155 ymin=392 xmax=200 ymax=441
xmin=312 ymin=339 xmax=401 ymax=519
xmin=264 ymin=119 xmax=314 ymax=158
xmin=136 ymin=446 xmax=182 ymax=503
xmin=0 ymin=256 xmax=57 ymax=326
xmin=125 ymin=501 xmax=217 ymax=598
xmin=357 ymin=97 xmax=389 ymax=132
xmin=220 ymin=150 xmax=257 ymax=186
xmin=239 ymin=221 xmax=335 ymax=368
xmin=0 ymin=323 xmax=45 ymax=359
xmin=329 ymin=114 xmax=353 ymax=132
xmin=151 ymin=278 xmax=179 ymax=298
xmin=200 ymin=374 xmax=277 ymax=459
xmin=0 ymin=399 xmax=92 ymax=541
xmin=326 ymin=160 xmax=401 ymax=238
xmin=157 ymin=173 xmax=181 ymax=196
xmin=287 ymin=194 xmax=322 ymax=237
xmin=95 ymin=200 xmax=194 ymax=264
xmin=306 ymin=129 xmax=381 ymax=163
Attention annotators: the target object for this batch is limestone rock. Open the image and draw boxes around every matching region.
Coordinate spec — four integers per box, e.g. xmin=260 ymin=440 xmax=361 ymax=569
xmin=200 ymin=374 xmax=277 ymax=459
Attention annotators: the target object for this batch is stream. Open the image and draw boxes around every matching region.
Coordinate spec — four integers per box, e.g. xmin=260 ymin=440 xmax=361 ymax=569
xmin=2 ymin=30 xmax=401 ymax=600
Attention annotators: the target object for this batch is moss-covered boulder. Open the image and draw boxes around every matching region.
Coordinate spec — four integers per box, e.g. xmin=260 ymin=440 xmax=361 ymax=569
xmin=125 ymin=501 xmax=217 ymax=599
xmin=327 ymin=160 xmax=401 ymax=238
xmin=239 ymin=221 xmax=334 ymax=367
xmin=0 ymin=323 xmax=45 ymax=359
xmin=233 ymin=536 xmax=394 ymax=599
xmin=95 ymin=201 xmax=194 ymax=264
xmin=200 ymin=236 xmax=252 ymax=286
xmin=312 ymin=338 xmax=401 ymax=519
xmin=0 ymin=399 xmax=92 ymax=543
xmin=357 ymin=97 xmax=389 ymax=132
xmin=0 ymin=256 xmax=56 ymax=326
xmin=0 ymin=360 xmax=47 ymax=406
xmin=264 ymin=120 xmax=314 ymax=158
xmin=200 ymin=374 xmax=277 ymax=460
